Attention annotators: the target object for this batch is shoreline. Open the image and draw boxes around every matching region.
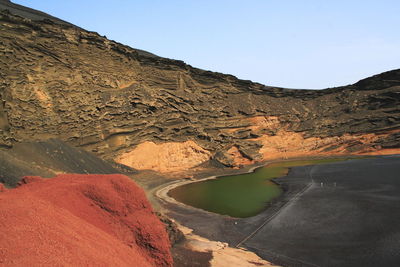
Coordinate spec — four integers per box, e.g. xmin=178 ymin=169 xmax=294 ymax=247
xmin=155 ymin=162 xmax=269 ymax=217
xmin=155 ymin=154 xmax=369 ymax=219
xmin=153 ymin=154 xmax=395 ymax=266
xmin=154 ymin=161 xmax=285 ymax=267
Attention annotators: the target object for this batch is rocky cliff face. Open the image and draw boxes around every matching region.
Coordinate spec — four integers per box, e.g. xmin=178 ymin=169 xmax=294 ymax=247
xmin=0 ymin=5 xmax=399 ymax=171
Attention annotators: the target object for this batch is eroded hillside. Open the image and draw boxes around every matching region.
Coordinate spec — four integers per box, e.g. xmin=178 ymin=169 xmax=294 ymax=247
xmin=1 ymin=7 xmax=399 ymax=171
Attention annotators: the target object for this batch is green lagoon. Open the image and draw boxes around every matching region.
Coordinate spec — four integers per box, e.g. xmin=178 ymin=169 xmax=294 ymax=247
xmin=169 ymin=158 xmax=346 ymax=218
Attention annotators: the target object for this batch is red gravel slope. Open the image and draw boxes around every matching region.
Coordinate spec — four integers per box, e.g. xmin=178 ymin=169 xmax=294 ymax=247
xmin=0 ymin=174 xmax=173 ymax=266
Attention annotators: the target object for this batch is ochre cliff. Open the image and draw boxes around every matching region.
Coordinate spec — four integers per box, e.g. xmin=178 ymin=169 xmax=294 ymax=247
xmin=116 ymin=140 xmax=211 ymax=172
xmin=0 ymin=6 xmax=399 ymax=171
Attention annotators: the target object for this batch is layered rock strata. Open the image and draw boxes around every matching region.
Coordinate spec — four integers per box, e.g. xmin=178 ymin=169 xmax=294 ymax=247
xmin=0 ymin=4 xmax=399 ymax=171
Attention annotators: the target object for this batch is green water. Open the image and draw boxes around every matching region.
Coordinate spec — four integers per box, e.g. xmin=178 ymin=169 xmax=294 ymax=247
xmin=169 ymin=158 xmax=347 ymax=218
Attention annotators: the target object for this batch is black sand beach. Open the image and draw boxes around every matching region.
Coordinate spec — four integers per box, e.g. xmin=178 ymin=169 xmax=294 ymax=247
xmin=161 ymin=156 xmax=400 ymax=267
xmin=244 ymin=155 xmax=400 ymax=266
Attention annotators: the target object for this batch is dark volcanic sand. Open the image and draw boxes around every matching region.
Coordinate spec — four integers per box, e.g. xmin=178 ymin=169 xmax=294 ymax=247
xmin=244 ymin=155 xmax=400 ymax=267
xmin=162 ymin=156 xmax=400 ymax=267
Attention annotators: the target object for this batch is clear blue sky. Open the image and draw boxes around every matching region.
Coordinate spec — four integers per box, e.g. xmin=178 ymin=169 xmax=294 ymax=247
xmin=13 ymin=0 xmax=400 ymax=89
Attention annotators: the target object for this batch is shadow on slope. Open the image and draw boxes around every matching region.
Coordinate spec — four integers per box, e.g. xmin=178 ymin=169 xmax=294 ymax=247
xmin=0 ymin=138 xmax=132 ymax=187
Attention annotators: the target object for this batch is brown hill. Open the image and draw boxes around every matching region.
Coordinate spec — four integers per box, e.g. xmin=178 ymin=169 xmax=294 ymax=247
xmin=0 ymin=3 xmax=399 ymax=172
xmin=0 ymin=174 xmax=173 ymax=266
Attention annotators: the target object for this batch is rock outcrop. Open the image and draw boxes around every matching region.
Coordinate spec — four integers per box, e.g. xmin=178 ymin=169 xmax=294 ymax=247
xmin=0 ymin=3 xmax=399 ymax=171
xmin=116 ymin=141 xmax=211 ymax=172
xmin=0 ymin=174 xmax=173 ymax=266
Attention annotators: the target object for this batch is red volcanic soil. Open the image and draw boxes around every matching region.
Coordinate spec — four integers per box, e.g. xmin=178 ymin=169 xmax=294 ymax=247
xmin=0 ymin=174 xmax=173 ymax=266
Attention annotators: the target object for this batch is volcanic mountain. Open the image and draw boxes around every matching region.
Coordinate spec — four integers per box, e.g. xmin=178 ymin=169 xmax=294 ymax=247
xmin=0 ymin=1 xmax=399 ymax=172
xmin=0 ymin=1 xmax=399 ymax=267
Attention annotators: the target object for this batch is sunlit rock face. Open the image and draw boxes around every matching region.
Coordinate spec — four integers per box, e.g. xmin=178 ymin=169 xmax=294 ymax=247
xmin=116 ymin=141 xmax=211 ymax=172
xmin=0 ymin=3 xmax=399 ymax=170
